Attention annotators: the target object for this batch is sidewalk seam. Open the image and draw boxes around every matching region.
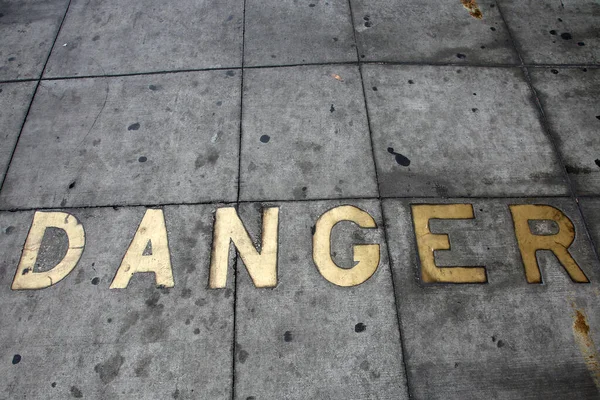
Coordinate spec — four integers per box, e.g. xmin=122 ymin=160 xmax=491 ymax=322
xmin=346 ymin=0 xmax=414 ymax=398
xmin=232 ymin=0 xmax=248 ymax=398
xmin=0 ymin=0 xmax=74 ymax=196
xmin=1 ymin=61 xmax=596 ymax=84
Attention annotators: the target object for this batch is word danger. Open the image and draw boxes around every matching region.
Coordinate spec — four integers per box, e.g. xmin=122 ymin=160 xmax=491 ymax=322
xmin=11 ymin=204 xmax=590 ymax=291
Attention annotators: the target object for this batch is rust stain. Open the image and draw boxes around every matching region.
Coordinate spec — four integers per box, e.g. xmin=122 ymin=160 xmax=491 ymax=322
xmin=571 ymin=305 xmax=600 ymax=389
xmin=461 ymin=0 xmax=483 ymax=19
xmin=575 ymin=310 xmax=590 ymax=335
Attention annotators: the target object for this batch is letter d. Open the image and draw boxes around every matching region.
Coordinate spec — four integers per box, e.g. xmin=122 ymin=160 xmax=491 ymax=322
xmin=12 ymin=211 xmax=85 ymax=290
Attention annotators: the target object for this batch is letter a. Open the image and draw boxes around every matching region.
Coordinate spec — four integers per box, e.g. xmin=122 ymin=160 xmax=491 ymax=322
xmin=110 ymin=209 xmax=174 ymax=289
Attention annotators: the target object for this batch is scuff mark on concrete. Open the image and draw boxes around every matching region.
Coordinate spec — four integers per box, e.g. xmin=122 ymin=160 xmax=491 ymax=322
xmin=571 ymin=304 xmax=600 ymax=389
xmin=461 ymin=0 xmax=483 ymax=19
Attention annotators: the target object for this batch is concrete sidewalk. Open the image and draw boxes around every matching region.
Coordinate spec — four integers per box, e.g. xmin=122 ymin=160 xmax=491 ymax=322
xmin=0 ymin=0 xmax=599 ymax=398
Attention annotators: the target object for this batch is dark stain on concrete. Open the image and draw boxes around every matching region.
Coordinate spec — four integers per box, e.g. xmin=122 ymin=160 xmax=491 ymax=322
xmin=134 ymin=355 xmax=153 ymax=377
xmin=238 ymin=349 xmax=249 ymax=363
xmin=387 ymin=147 xmax=410 ymax=166
xmin=566 ymin=165 xmax=592 ymax=174
xmin=94 ymin=354 xmax=125 ymax=384
xmin=119 ymin=311 xmax=140 ymax=335
xmin=70 ymin=386 xmax=83 ymax=398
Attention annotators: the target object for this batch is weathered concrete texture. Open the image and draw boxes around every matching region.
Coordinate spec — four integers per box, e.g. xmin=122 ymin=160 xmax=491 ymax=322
xmin=382 ymin=197 xmax=600 ymax=399
xmin=498 ymin=0 xmax=599 ymax=64
xmin=244 ymin=0 xmax=356 ymax=66
xmin=0 ymin=82 xmax=36 ymax=182
xmin=0 ymin=205 xmax=233 ymax=399
xmin=240 ymin=65 xmax=378 ymax=201
xmin=0 ymin=0 xmax=68 ymax=80
xmin=235 ymin=200 xmax=408 ymax=399
xmin=350 ymin=0 xmax=518 ymax=64
xmin=580 ymin=198 xmax=600 ymax=255
xmin=43 ymin=0 xmax=244 ymax=78
xmin=363 ymin=65 xmax=569 ymax=197
xmin=0 ymin=71 xmax=240 ymax=209
xmin=530 ymin=67 xmax=600 ymax=195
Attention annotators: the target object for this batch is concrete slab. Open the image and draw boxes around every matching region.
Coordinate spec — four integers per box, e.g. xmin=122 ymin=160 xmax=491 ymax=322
xmin=382 ymin=197 xmax=600 ymax=399
xmin=580 ymin=197 xmax=600 ymax=256
xmin=498 ymin=0 xmax=599 ymax=65
xmin=239 ymin=65 xmax=378 ymax=201
xmin=43 ymin=0 xmax=244 ymax=78
xmin=0 ymin=0 xmax=68 ymax=81
xmin=0 ymin=204 xmax=233 ymax=399
xmin=244 ymin=0 xmax=356 ymax=67
xmin=0 ymin=71 xmax=240 ymax=209
xmin=530 ymin=67 xmax=600 ymax=195
xmin=0 ymin=81 xmax=36 ymax=182
xmin=349 ymin=0 xmax=518 ymax=64
xmin=234 ymin=200 xmax=408 ymax=399
xmin=362 ymin=64 xmax=569 ymax=197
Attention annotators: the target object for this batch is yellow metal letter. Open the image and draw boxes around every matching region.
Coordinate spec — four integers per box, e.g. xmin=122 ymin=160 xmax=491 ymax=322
xmin=313 ymin=205 xmax=380 ymax=287
xmin=12 ymin=211 xmax=85 ymax=290
xmin=110 ymin=209 xmax=174 ymax=289
xmin=412 ymin=204 xmax=486 ymax=283
xmin=509 ymin=204 xmax=589 ymax=283
xmin=209 ymin=207 xmax=279 ymax=288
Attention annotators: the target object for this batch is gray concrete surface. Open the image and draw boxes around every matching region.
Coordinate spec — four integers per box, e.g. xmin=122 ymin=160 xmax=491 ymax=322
xmin=350 ymin=0 xmax=518 ymax=64
xmin=0 ymin=82 xmax=36 ymax=182
xmin=44 ymin=0 xmax=244 ymax=77
xmin=383 ymin=197 xmax=600 ymax=399
xmin=363 ymin=65 xmax=568 ymax=197
xmin=244 ymin=0 xmax=356 ymax=66
xmin=0 ymin=205 xmax=234 ymax=399
xmin=0 ymin=71 xmax=241 ymax=209
xmin=499 ymin=0 xmax=599 ymax=64
xmin=240 ymin=65 xmax=378 ymax=201
xmin=530 ymin=67 xmax=600 ymax=195
xmin=0 ymin=0 xmax=69 ymax=80
xmin=235 ymin=200 xmax=407 ymax=399
xmin=1 ymin=0 xmax=599 ymax=398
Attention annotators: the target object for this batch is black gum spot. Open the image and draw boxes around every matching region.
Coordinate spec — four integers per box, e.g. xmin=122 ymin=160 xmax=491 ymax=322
xmin=260 ymin=135 xmax=270 ymax=143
